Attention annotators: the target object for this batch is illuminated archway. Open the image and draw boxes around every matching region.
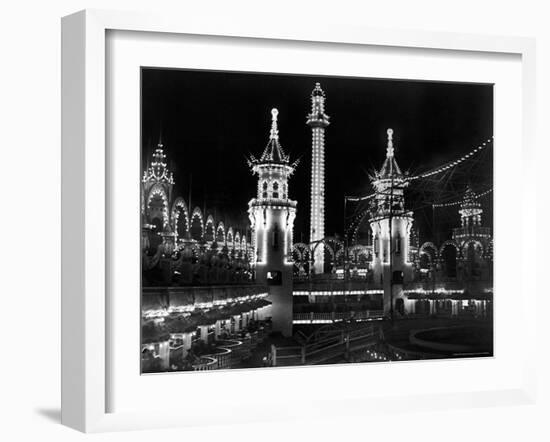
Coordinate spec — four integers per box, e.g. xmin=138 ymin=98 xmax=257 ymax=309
xmin=171 ymin=197 xmax=189 ymax=240
xmin=419 ymin=241 xmax=439 ymax=260
xmin=419 ymin=241 xmax=438 ymax=276
xmin=325 ymin=237 xmax=344 ymax=268
xmin=226 ymin=227 xmax=234 ymax=249
xmin=311 ymin=239 xmax=336 ymax=273
xmin=349 ymin=245 xmax=371 ymax=265
xmin=146 ymin=184 xmax=170 ymax=228
xmin=216 ymin=222 xmax=225 ymax=244
xmin=462 ymin=240 xmax=484 ymax=263
xmin=204 ymin=215 xmax=215 ymax=242
xmin=190 ymin=207 xmax=204 ymax=240
xmin=440 ymin=240 xmax=459 ymax=278
xmin=234 ymin=231 xmax=241 ymax=251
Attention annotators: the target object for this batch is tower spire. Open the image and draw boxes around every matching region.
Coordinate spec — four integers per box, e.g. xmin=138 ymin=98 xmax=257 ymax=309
xmin=386 ymin=128 xmax=394 ymax=158
xmin=253 ymin=108 xmax=289 ymax=164
xmin=158 ymin=120 xmax=163 ymax=147
xmin=270 ymin=108 xmax=279 ymax=140
xmin=375 ymin=128 xmax=403 ymax=178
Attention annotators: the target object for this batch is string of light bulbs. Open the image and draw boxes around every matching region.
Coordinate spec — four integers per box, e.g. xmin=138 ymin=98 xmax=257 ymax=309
xmin=346 ymin=193 xmax=376 ymax=202
xmin=407 ymin=136 xmax=493 ymax=181
xmin=432 ymin=188 xmax=493 ymax=208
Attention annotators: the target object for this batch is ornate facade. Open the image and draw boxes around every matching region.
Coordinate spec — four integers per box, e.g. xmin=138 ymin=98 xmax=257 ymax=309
xmin=416 ymin=186 xmax=493 ymax=282
xmin=141 ymin=141 xmax=253 ymax=287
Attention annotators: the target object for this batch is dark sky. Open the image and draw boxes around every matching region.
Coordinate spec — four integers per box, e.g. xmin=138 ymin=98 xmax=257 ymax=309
xmin=141 ymin=68 xmax=493 ymax=244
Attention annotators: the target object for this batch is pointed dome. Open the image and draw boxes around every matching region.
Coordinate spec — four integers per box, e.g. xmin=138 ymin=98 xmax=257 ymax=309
xmin=311 ymin=82 xmax=325 ymax=97
xmin=142 ymin=138 xmax=175 ymax=185
xmin=377 ymin=128 xmax=403 ymax=179
xmin=460 ymin=185 xmax=481 ymax=210
xmin=378 ymin=156 xmax=403 ymax=178
xmin=260 ymin=137 xmax=289 ymax=163
xmin=258 ymin=108 xmax=289 ymax=163
xmin=248 ymin=108 xmax=295 ymax=169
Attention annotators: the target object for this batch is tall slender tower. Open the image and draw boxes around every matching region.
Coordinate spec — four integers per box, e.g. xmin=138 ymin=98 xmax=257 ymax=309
xmin=369 ymin=129 xmax=414 ymax=315
xmin=248 ymin=108 xmax=298 ymax=336
xmin=306 ymin=83 xmax=330 ymax=274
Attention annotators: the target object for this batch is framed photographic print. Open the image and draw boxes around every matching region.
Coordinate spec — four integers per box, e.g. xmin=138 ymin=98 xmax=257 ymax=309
xmin=139 ymin=69 xmax=494 ymax=374
xmin=61 ymin=9 xmax=537 ymax=432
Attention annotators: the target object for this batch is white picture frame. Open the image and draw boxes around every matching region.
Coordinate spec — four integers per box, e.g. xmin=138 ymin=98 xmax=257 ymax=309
xmin=61 ymin=9 xmax=537 ymax=433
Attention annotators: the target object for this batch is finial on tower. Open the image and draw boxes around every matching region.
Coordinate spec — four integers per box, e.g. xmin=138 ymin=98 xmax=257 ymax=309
xmin=158 ymin=121 xmax=164 ymax=148
xmin=270 ymin=108 xmax=279 ymax=140
xmin=312 ymin=82 xmax=325 ymax=97
xmin=386 ymin=128 xmax=394 ymax=158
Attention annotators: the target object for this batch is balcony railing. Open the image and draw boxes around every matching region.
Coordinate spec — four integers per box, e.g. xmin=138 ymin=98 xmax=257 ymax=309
xmin=271 ymin=324 xmax=379 ymax=366
xmin=293 ymin=310 xmax=384 ymax=323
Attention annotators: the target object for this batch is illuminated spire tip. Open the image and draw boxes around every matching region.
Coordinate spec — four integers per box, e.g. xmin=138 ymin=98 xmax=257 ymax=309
xmin=386 ymin=128 xmax=394 ymax=157
xmin=270 ymin=108 xmax=279 ymax=140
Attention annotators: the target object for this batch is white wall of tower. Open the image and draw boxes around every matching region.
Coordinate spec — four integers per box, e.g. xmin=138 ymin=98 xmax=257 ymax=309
xmin=310 ymin=126 xmax=325 ymax=273
xmin=248 ymin=203 xmax=296 ymax=271
xmin=370 ymin=216 xmax=414 ymax=284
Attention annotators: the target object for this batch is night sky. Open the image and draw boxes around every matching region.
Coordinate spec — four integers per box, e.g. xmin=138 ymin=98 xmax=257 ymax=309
xmin=141 ymin=69 xmax=493 ymax=244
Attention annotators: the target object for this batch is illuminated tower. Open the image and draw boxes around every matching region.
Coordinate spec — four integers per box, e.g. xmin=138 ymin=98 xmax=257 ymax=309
xmin=369 ymin=129 xmax=414 ymax=315
xmin=306 ymin=83 xmax=330 ymax=274
xmin=458 ymin=185 xmax=483 ymax=228
xmin=248 ymin=108 xmax=298 ymax=336
xmin=453 ymin=186 xmax=492 ymax=280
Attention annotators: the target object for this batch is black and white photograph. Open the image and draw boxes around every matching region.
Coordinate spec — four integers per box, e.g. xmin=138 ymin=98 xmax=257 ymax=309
xmin=4 ymin=0 xmax=549 ymax=439
xmin=140 ymin=69 xmax=493 ymax=373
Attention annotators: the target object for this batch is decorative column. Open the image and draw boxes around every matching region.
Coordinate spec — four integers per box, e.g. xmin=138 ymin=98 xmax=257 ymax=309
xmin=182 ymin=332 xmax=193 ymax=357
xmin=214 ymin=321 xmax=222 ymax=339
xmin=406 ymin=298 xmax=416 ymax=315
xmin=451 ymin=300 xmax=458 ymax=316
xmin=474 ymin=300 xmax=482 ymax=317
xmin=199 ymin=325 xmax=209 ymax=343
xmin=429 ymin=300 xmax=435 ymax=315
xmin=158 ymin=341 xmax=170 ymax=370
xmin=233 ymin=315 xmax=241 ymax=333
